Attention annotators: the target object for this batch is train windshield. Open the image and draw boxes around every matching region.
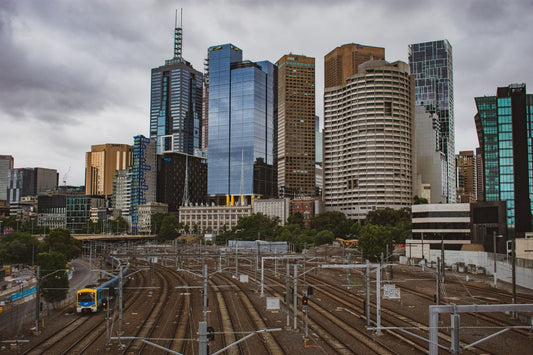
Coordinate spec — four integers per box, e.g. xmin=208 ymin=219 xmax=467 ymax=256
xmin=78 ymin=292 xmax=95 ymax=302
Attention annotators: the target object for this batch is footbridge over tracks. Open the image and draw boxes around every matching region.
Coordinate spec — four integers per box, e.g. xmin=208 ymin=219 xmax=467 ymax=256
xmin=72 ymin=234 xmax=156 ymax=242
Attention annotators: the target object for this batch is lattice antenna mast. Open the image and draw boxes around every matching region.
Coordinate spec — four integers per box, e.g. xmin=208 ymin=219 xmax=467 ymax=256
xmin=174 ymin=8 xmax=183 ymax=61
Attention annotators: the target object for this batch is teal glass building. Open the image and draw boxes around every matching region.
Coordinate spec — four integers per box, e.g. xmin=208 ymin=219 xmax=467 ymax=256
xmin=408 ymin=40 xmax=455 ymax=203
xmin=207 ymin=44 xmax=276 ymax=199
xmin=475 ymin=84 xmax=533 ymax=236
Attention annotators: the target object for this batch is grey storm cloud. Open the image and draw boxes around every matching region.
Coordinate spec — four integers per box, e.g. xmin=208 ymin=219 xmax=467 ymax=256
xmin=2 ymin=0 xmax=533 ymax=185
xmin=0 ymin=0 xmax=157 ymax=125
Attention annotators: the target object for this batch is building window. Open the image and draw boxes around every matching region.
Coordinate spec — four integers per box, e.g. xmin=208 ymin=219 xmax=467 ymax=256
xmin=384 ymin=101 xmax=392 ymax=116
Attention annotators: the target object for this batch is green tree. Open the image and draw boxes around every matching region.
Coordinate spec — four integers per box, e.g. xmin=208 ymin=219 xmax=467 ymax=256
xmin=157 ymin=215 xmax=179 ymax=241
xmin=38 ymin=251 xmax=69 ymax=304
xmin=350 ymin=221 xmax=363 ymax=238
xmin=315 ymin=230 xmax=334 ymax=246
xmin=287 ymin=213 xmax=304 ymax=229
xmin=390 ymin=219 xmax=412 ymax=245
xmin=41 ymin=228 xmax=82 ymax=261
xmin=294 ymin=233 xmax=314 ymax=252
xmin=151 ymin=213 xmax=166 ymax=234
xmin=85 ymin=220 xmax=103 ymax=234
xmin=215 ymin=230 xmax=233 ymax=245
xmin=108 ymin=217 xmax=129 ymax=234
xmin=365 ymin=207 xmax=410 ymax=227
xmin=364 ymin=207 xmax=411 ymax=244
xmin=310 ymin=211 xmax=354 ymax=238
xmin=234 ymin=213 xmax=280 ymax=241
xmin=358 ymin=224 xmax=392 ymax=261
xmin=275 ymin=227 xmax=293 ymax=242
xmin=0 ymin=232 xmax=40 ymax=265
xmin=413 ymin=195 xmax=429 ymax=205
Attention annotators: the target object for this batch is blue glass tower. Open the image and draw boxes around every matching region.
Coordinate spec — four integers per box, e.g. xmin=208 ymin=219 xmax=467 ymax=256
xmin=409 ymin=40 xmax=455 ymax=202
xmin=475 ymin=84 xmax=533 ymax=236
xmin=131 ymin=135 xmax=156 ymax=234
xmin=207 ymin=44 xmax=276 ymax=200
xmin=150 ymin=19 xmax=203 ymax=155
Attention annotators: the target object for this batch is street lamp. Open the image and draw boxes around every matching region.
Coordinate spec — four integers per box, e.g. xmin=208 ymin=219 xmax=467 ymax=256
xmin=493 ymin=231 xmax=503 ymax=287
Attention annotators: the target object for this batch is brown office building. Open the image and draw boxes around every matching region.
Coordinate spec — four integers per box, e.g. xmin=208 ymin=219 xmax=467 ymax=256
xmin=456 ymin=150 xmax=477 ymax=203
xmin=276 ymin=54 xmax=316 ymax=197
xmin=325 ymin=43 xmax=385 ymax=89
xmin=85 ymin=144 xmax=133 ymax=197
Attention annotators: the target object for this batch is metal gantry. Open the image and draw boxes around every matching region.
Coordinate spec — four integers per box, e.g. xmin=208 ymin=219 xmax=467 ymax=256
xmin=429 ymin=303 xmax=533 ymax=355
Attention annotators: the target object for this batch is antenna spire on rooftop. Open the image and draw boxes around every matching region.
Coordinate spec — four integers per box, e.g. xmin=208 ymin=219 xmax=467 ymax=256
xmin=173 ymin=8 xmax=183 ymax=60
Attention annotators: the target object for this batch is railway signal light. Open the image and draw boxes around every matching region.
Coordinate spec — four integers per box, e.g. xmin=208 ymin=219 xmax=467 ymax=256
xmin=207 ymin=326 xmax=215 ymax=341
xmin=302 ymin=296 xmax=309 ymax=306
xmin=102 ymin=299 xmax=107 ymax=308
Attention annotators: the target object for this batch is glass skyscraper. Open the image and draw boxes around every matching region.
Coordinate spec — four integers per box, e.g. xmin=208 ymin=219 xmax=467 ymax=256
xmin=475 ymin=84 xmax=533 ymax=236
xmin=150 ymin=21 xmax=203 ymax=155
xmin=207 ymin=44 xmax=276 ymax=200
xmin=408 ymin=40 xmax=455 ymax=202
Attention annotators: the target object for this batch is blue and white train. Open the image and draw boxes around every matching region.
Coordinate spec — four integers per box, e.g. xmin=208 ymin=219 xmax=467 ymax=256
xmin=76 ymin=260 xmax=130 ymax=313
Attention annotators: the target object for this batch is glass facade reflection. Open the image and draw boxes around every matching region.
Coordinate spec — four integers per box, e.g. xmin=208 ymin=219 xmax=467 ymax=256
xmin=207 ymin=44 xmax=276 ymax=198
xmin=475 ymin=84 xmax=533 ymax=236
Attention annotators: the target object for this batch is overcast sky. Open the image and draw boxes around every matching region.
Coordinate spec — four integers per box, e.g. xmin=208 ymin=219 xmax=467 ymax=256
xmin=1 ymin=0 xmax=532 ymax=186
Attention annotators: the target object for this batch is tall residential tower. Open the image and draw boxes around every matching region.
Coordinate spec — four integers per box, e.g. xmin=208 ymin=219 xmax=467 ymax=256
xmin=323 ymin=58 xmax=415 ymax=220
xmin=276 ymin=54 xmax=315 ymax=197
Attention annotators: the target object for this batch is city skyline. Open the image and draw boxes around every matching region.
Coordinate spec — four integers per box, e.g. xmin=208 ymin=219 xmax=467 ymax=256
xmin=2 ymin=0 xmax=533 ymax=185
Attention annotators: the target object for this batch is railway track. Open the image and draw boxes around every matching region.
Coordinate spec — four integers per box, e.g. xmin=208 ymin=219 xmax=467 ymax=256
xmin=22 ymin=264 xmax=146 ymax=354
xmin=117 ymin=262 xmax=193 ymax=354
xmin=244 ymin=261 xmax=503 ymax=354
xmin=307 ymin=265 xmax=532 ymax=354
xmin=210 ymin=271 xmax=284 ymax=355
xmin=388 ymin=267 xmax=533 ymax=351
xmin=228 ymin=262 xmax=404 ymax=354
xmin=14 ymin=247 xmax=533 ymax=355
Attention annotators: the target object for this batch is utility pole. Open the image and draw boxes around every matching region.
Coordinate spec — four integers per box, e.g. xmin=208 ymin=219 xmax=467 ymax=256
xmin=35 ymin=266 xmax=40 ymax=333
xmin=365 ymin=261 xmax=370 ymax=326
xmin=493 ymin=231 xmax=497 ymax=286
xmin=436 ymin=257 xmax=441 ymax=306
xmin=235 ymin=243 xmax=239 ymax=277
xmin=119 ymin=264 xmax=124 ymax=335
xmin=376 ymin=262 xmax=381 ymax=334
xmin=441 ymin=239 xmax=445 ymax=282
xmin=303 ymin=243 xmax=307 ymax=290
xmin=199 ymin=321 xmax=208 ymax=355
xmin=285 ymin=263 xmax=290 ymax=328
xmin=203 ymin=264 xmax=208 ymax=321
xmin=512 ymin=238 xmax=516 ymax=312
xmin=293 ymin=264 xmax=298 ymax=330
xmin=255 ymin=246 xmax=258 ymax=291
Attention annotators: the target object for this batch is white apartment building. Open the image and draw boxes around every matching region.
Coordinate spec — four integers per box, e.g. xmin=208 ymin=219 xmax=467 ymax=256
xmin=323 ymin=60 xmax=415 ymax=220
